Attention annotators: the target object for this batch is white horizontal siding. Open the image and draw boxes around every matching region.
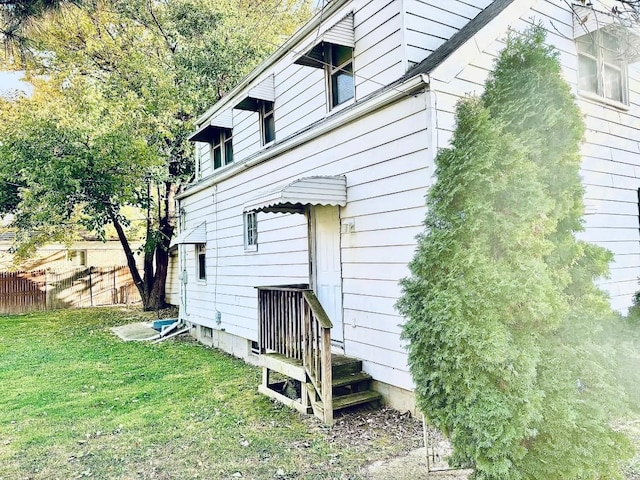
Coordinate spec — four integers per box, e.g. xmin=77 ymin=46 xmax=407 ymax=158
xmin=404 ymin=0 xmax=492 ymax=66
xmin=197 ymin=142 xmax=212 ymax=179
xmin=231 ymin=110 xmax=260 ymax=162
xmin=180 ymin=93 xmax=430 ymax=389
xmin=354 ymin=0 xmax=404 ymax=97
xmin=428 ymin=0 xmax=640 ymax=313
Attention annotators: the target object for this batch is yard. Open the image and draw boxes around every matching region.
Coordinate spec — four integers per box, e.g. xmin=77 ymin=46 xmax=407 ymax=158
xmin=1 ymin=308 xmax=639 ymax=480
xmin=0 ymin=308 xmax=424 ymax=480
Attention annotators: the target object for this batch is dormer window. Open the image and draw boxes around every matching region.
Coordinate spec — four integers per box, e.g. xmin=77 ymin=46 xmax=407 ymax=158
xmin=294 ymin=13 xmax=355 ymax=111
xmin=259 ymin=100 xmax=275 ymax=145
xmin=210 ymin=128 xmax=233 ymax=170
xmin=233 ymin=75 xmax=276 ymax=147
xmin=327 ymin=44 xmax=354 ymax=108
xmin=188 ymin=110 xmax=234 ymax=175
xmin=576 ymin=30 xmax=627 ymax=104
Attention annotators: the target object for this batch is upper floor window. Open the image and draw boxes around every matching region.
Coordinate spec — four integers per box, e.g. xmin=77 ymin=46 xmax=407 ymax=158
xmin=259 ymin=100 xmax=275 ymax=145
xmin=327 ymin=44 xmax=354 ymax=108
xmin=210 ymin=128 xmax=233 ymax=170
xmin=576 ymin=30 xmax=627 ymax=104
xmin=293 ymin=14 xmax=355 ymax=111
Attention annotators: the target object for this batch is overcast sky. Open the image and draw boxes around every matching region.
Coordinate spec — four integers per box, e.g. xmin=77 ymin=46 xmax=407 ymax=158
xmin=0 ymin=71 xmax=33 ymax=97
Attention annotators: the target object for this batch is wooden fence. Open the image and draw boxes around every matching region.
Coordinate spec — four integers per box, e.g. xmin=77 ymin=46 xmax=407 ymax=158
xmin=0 ymin=266 xmax=140 ymax=314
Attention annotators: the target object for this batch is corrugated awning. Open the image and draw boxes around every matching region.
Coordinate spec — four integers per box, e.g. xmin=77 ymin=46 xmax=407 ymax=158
xmin=188 ymin=111 xmax=233 ymax=142
xmin=234 ymin=74 xmax=275 ymax=111
xmin=169 ymin=222 xmax=206 ymax=247
xmin=243 ymin=176 xmax=347 ymax=214
xmin=294 ymin=14 xmax=354 ymax=69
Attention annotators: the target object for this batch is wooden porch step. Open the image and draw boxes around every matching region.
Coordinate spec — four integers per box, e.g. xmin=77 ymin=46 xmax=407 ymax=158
xmin=315 ymin=391 xmax=382 ymax=413
xmin=331 ymin=354 xmax=362 ymax=377
xmin=332 ymin=371 xmax=372 ymax=389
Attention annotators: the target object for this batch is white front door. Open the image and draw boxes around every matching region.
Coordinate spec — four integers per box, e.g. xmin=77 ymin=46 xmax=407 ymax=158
xmin=312 ymin=205 xmax=344 ymax=346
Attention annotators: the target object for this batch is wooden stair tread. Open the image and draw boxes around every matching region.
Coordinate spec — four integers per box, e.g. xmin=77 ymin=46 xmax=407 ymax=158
xmin=261 ymin=352 xmax=303 ymax=366
xmin=319 ymin=391 xmax=382 ymax=412
xmin=331 ymin=354 xmax=362 ymax=376
xmin=332 ymin=371 xmax=372 ymax=388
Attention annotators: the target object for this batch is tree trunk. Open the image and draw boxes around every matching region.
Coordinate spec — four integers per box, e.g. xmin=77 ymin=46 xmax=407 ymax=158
xmin=107 ymin=179 xmax=177 ymax=312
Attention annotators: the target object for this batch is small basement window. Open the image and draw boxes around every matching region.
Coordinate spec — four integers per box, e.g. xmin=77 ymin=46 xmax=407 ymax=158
xmin=196 ymin=243 xmax=206 ymax=281
xmin=244 ymin=211 xmax=258 ymax=252
xmin=202 ymin=326 xmax=213 ymax=339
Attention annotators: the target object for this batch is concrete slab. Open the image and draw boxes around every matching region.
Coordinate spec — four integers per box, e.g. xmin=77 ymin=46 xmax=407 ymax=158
xmin=111 ymin=322 xmax=160 ymax=342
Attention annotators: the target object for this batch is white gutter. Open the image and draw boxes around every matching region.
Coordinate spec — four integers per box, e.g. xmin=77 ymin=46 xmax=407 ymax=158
xmin=195 ymin=0 xmax=351 ymax=126
xmin=178 ymin=73 xmax=430 ymax=201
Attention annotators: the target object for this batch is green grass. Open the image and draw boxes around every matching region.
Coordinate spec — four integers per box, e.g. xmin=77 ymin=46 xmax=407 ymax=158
xmin=0 ymin=308 xmax=415 ymax=480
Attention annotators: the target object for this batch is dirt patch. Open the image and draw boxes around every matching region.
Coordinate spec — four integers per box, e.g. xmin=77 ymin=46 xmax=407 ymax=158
xmin=302 ymin=406 xmax=468 ymax=479
xmin=366 ymin=447 xmax=471 ymax=480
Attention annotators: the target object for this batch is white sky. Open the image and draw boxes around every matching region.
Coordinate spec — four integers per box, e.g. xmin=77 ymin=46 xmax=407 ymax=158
xmin=0 ymin=71 xmax=33 ymax=97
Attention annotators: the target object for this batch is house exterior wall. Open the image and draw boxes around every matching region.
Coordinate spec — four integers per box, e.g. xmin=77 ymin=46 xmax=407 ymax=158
xmin=175 ymin=0 xmax=640 ymax=406
xmin=427 ymin=0 xmax=640 ymax=313
xmin=404 ymin=0 xmax=493 ymax=68
xmin=194 ymin=0 xmax=487 ymax=180
xmin=179 ymin=94 xmax=430 ymax=392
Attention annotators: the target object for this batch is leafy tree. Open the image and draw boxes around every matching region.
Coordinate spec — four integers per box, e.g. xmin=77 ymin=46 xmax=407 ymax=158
xmin=0 ymin=0 xmax=310 ymax=309
xmin=397 ymin=26 xmax=631 ymax=479
xmin=0 ymin=0 xmax=77 ymax=59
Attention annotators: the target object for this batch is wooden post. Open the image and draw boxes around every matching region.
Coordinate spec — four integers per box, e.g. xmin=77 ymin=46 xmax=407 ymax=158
xmin=321 ymin=327 xmax=333 ymax=424
xmin=88 ymin=266 xmax=94 ymax=307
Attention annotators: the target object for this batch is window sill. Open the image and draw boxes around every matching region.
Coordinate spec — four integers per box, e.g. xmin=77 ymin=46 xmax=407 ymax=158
xmin=328 ymin=97 xmax=355 ymax=116
xmin=244 ymin=245 xmax=258 ymax=253
xmin=577 ymin=90 xmax=630 ymax=111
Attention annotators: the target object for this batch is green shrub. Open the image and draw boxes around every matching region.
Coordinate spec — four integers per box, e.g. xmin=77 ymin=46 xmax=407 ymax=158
xmin=398 ymin=26 xmax=631 ymax=479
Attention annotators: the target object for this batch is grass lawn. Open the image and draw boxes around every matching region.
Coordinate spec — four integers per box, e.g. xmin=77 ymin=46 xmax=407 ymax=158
xmin=0 ymin=308 xmax=422 ymax=480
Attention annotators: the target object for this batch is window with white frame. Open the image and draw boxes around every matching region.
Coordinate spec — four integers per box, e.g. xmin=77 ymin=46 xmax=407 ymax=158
xmin=259 ymin=100 xmax=275 ymax=145
xmin=210 ymin=128 xmax=233 ymax=170
xmin=244 ymin=211 xmax=258 ymax=251
xmin=576 ymin=30 xmax=628 ymax=104
xmin=326 ymin=43 xmax=354 ymax=109
xmin=196 ymin=243 xmax=206 ymax=281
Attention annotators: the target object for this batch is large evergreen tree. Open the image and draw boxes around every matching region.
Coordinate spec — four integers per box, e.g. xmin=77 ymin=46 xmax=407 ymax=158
xmin=397 ymin=26 xmax=631 ymax=479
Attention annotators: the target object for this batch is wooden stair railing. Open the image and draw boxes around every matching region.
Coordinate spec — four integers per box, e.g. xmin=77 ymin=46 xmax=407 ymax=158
xmin=257 ymin=285 xmax=333 ymax=423
xmin=301 ymin=290 xmax=333 ymax=424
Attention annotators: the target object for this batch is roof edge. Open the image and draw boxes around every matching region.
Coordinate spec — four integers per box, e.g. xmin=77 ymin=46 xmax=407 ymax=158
xmin=404 ymin=0 xmax=519 ymax=80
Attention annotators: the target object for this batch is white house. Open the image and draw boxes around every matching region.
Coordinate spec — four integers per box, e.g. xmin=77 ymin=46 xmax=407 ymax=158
xmin=172 ymin=0 xmax=640 ymax=422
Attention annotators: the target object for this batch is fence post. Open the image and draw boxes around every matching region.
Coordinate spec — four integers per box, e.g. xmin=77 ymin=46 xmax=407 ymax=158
xmin=88 ymin=266 xmax=93 ymax=307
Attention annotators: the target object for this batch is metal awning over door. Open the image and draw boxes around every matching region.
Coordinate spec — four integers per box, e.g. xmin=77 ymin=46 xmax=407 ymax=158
xmin=243 ymin=175 xmax=347 ymax=214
